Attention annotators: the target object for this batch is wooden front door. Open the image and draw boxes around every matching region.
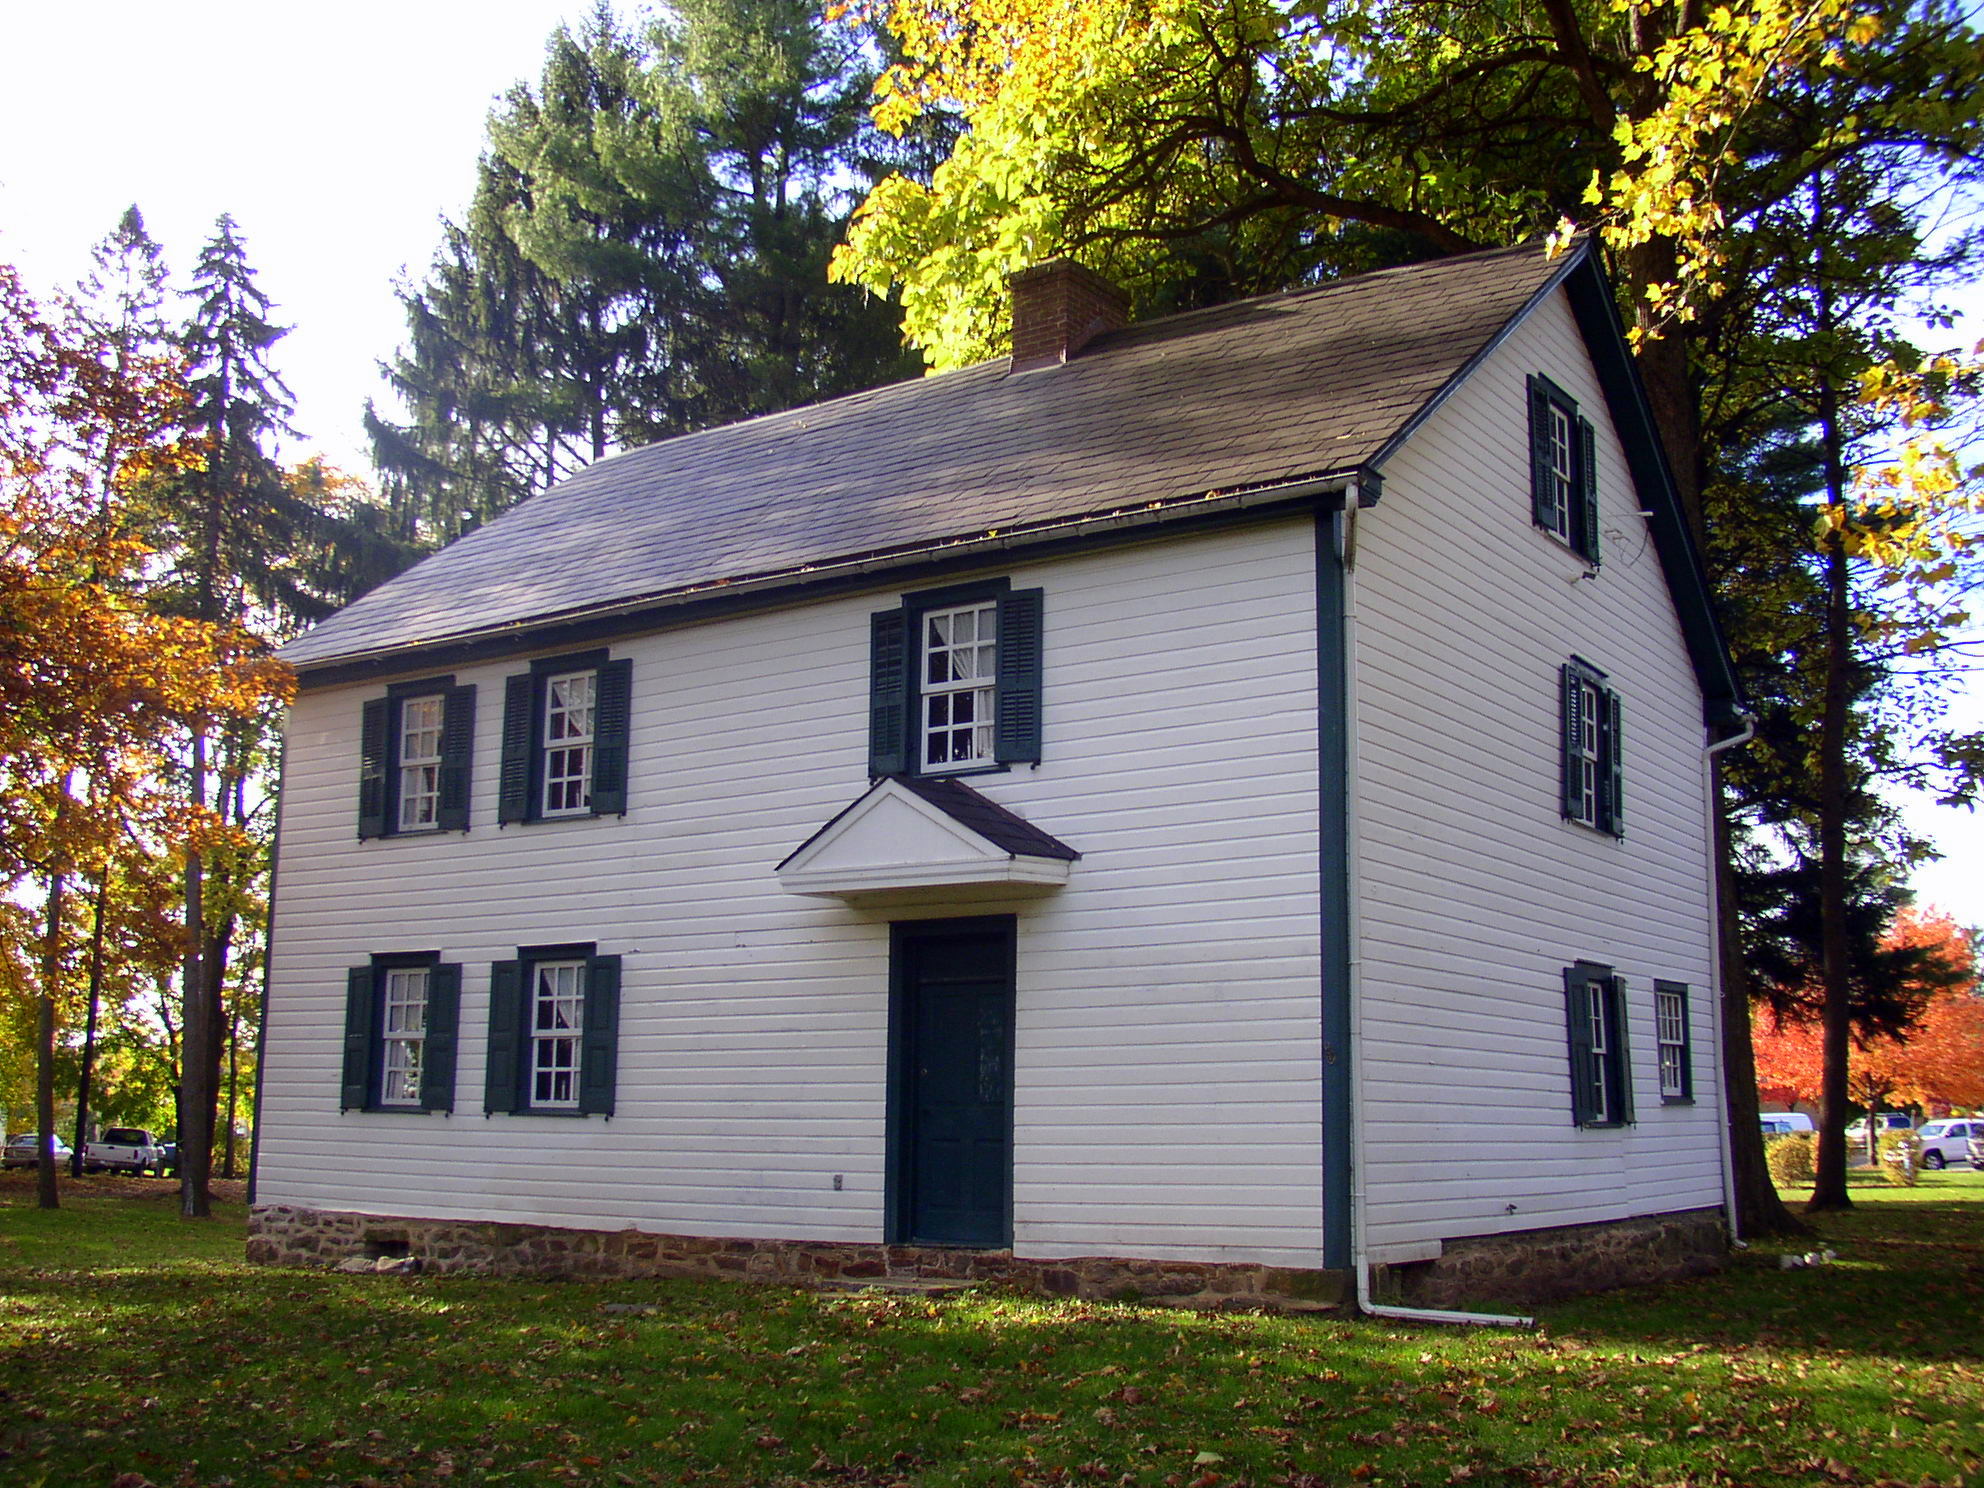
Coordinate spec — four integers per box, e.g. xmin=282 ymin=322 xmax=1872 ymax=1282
xmin=890 ymin=917 xmax=1015 ymax=1247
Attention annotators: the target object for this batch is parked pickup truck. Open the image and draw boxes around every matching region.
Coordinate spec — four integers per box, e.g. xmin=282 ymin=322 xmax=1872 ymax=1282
xmin=84 ymin=1127 xmax=165 ymax=1175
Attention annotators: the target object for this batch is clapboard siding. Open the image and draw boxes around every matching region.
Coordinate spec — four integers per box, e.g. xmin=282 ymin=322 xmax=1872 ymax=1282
xmin=260 ymin=519 xmax=1324 ymax=1265
xmin=1352 ymin=286 xmax=1721 ymax=1252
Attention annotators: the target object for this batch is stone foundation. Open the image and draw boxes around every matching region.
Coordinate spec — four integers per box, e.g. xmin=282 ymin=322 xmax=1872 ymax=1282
xmin=1378 ymin=1208 xmax=1726 ymax=1309
xmin=247 ymin=1204 xmax=1348 ymax=1310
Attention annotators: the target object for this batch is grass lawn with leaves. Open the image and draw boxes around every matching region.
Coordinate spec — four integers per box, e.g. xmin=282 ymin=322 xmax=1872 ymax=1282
xmin=2 ymin=1169 xmax=1980 ymax=1488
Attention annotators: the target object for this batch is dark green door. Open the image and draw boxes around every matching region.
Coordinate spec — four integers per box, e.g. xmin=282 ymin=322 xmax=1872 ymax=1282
xmin=891 ymin=918 xmax=1015 ymax=1247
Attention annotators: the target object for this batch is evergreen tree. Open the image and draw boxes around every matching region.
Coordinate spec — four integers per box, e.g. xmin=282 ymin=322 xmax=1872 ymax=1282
xmin=371 ymin=0 xmax=919 ymax=541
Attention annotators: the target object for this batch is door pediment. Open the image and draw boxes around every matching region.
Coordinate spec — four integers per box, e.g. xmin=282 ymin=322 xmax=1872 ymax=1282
xmin=775 ymin=776 xmax=1077 ymax=902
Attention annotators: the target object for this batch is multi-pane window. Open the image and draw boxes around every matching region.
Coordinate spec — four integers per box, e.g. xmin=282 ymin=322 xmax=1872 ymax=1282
xmin=1656 ymin=981 xmax=1691 ymax=1102
xmin=1570 ymin=675 xmax=1601 ymax=826
xmin=542 ymin=671 xmax=596 ymax=815
xmin=1584 ymin=977 xmax=1614 ymax=1123
xmin=1564 ymin=961 xmax=1632 ymax=1128
xmin=358 ymin=681 xmax=473 ymax=839
xmin=1528 ymin=374 xmax=1600 ymax=562
xmin=530 ymin=960 xmax=586 ymax=1108
xmin=1560 ymin=661 xmax=1622 ymax=836
xmin=1546 ymin=402 xmax=1575 ymax=543
xmin=341 ymin=955 xmax=459 ymax=1113
xmin=921 ymin=602 xmax=998 ymax=771
xmin=379 ymin=967 xmax=429 ymax=1104
xmin=396 ymin=696 xmax=444 ymax=831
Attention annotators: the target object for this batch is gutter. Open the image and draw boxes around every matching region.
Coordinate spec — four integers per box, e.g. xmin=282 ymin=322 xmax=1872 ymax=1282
xmin=1702 ymin=713 xmax=1756 ymax=1247
xmin=1337 ymin=483 xmax=1536 ymax=1330
xmin=291 ymin=471 xmax=1364 ymax=687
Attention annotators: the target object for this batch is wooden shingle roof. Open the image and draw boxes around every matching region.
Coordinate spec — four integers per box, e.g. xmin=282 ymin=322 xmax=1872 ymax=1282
xmin=285 ymin=241 xmax=1577 ymax=671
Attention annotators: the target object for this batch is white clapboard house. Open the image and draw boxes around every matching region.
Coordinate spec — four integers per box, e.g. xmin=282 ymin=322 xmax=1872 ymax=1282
xmin=251 ymin=241 xmax=1745 ymax=1306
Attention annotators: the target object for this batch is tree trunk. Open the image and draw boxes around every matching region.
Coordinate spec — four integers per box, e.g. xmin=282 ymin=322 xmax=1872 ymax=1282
xmin=1716 ymin=779 xmax=1810 ymax=1233
xmin=36 ymin=865 xmax=66 ymax=1211
xmin=69 ymin=874 xmax=110 ymax=1179
xmin=179 ymin=726 xmax=213 ymax=1219
xmin=1808 ymin=333 xmax=1856 ymax=1212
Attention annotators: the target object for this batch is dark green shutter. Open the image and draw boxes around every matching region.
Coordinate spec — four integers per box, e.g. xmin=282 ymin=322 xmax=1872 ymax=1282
xmin=484 ymin=959 xmax=525 ymax=1113
xmin=1559 ymin=664 xmax=1583 ymax=821
xmin=342 ymin=966 xmax=373 ymax=1110
xmin=590 ymin=658 xmax=633 ymax=816
xmin=1528 ymin=376 xmax=1559 ymax=534
xmin=1609 ymin=977 xmax=1636 ymax=1124
xmin=497 ymin=674 xmax=535 ymax=824
xmin=869 ymin=608 xmax=909 ymax=776
xmin=421 ymin=963 xmax=461 ymax=1112
xmin=1602 ymin=688 xmax=1624 ymax=836
xmin=437 ymin=686 xmax=475 ymax=832
xmin=994 ymin=588 xmax=1045 ymax=765
xmin=579 ymin=954 xmax=621 ymax=1117
xmin=1563 ymin=966 xmax=1597 ymax=1126
xmin=358 ymin=698 xmax=390 ymax=839
xmin=1578 ymin=416 xmax=1600 ymax=563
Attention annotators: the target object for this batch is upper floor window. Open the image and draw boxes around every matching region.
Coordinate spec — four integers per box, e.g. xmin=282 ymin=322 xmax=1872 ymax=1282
xmin=341 ymin=952 xmax=461 ymax=1113
xmin=921 ymin=601 xmax=999 ymax=771
xmin=869 ymin=581 xmax=1044 ymax=777
xmin=1527 ymin=375 xmax=1601 ymax=564
xmin=358 ymin=679 xmax=475 ymax=839
xmin=542 ymin=671 xmax=597 ymax=815
xmin=1559 ymin=659 xmax=1622 ymax=837
xmin=498 ymin=652 xmax=633 ymax=825
xmin=397 ymin=695 xmax=445 ymax=831
xmin=484 ymin=944 xmax=621 ymax=1117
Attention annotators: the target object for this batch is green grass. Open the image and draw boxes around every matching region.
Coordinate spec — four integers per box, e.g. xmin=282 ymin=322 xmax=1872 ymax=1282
xmin=2 ymin=1173 xmax=1980 ymax=1488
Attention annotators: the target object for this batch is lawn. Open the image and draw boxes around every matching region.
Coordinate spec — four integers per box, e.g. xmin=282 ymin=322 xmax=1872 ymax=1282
xmin=2 ymin=1170 xmax=1979 ymax=1488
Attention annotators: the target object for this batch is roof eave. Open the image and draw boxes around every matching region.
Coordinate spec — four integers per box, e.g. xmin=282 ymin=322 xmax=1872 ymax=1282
xmin=289 ymin=469 xmax=1359 ymax=690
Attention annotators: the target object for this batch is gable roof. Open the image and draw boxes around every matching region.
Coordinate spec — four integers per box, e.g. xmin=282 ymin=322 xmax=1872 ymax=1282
xmin=284 ymin=240 xmax=1578 ymax=673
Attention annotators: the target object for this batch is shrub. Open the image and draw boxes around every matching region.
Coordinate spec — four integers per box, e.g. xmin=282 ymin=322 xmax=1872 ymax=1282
xmin=1878 ymin=1130 xmax=1923 ymax=1187
xmin=1766 ymin=1132 xmax=1816 ymax=1190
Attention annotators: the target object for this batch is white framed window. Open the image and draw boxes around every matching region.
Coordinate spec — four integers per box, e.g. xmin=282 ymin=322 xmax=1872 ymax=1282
xmin=1564 ymin=961 xmax=1631 ymax=1128
xmin=921 ymin=601 xmax=997 ymax=771
xmin=1546 ymin=402 xmax=1575 ymax=542
xmin=379 ymin=967 xmax=429 ymax=1104
xmin=1585 ymin=978 xmax=1613 ymax=1123
xmin=396 ymin=696 xmax=444 ymax=831
xmin=1560 ymin=661 xmax=1622 ymax=836
xmin=542 ymin=670 xmax=596 ymax=816
xmin=530 ymin=959 xmax=586 ymax=1109
xmin=1656 ymin=981 xmax=1691 ymax=1102
xmin=1571 ymin=676 xmax=1601 ymax=827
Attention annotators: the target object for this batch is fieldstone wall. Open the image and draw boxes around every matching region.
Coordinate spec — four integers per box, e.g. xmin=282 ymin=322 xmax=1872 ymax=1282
xmin=251 ymin=1204 xmax=1724 ymax=1311
xmin=247 ymin=1204 xmax=1347 ymax=1310
xmin=1383 ymin=1208 xmax=1726 ymax=1309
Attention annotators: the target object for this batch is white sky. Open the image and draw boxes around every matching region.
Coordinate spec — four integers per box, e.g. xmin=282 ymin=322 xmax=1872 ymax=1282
xmin=0 ymin=0 xmax=1978 ymax=927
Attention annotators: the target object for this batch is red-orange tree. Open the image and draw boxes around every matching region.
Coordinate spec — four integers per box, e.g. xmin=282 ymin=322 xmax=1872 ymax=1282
xmin=1756 ymin=908 xmax=1982 ymax=1156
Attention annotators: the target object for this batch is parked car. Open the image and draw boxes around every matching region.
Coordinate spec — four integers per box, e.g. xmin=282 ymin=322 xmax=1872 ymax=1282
xmin=83 ymin=1127 xmax=165 ymax=1175
xmin=1761 ymin=1113 xmax=1815 ymax=1136
xmin=1970 ymin=1131 xmax=1984 ymax=1169
xmin=1845 ymin=1112 xmax=1913 ymax=1143
xmin=3 ymin=1133 xmax=74 ymax=1169
xmin=1909 ymin=1118 xmax=1982 ymax=1171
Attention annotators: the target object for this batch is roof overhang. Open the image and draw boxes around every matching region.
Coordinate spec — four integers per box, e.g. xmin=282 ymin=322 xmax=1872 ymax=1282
xmin=776 ymin=777 xmax=1077 ymax=904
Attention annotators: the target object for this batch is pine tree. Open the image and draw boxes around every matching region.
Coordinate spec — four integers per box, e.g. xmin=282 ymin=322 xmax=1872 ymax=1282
xmin=371 ymin=0 xmax=919 ymax=540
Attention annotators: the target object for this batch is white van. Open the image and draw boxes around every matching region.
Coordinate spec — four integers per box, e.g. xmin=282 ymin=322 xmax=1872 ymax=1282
xmin=1760 ymin=1113 xmax=1815 ymax=1136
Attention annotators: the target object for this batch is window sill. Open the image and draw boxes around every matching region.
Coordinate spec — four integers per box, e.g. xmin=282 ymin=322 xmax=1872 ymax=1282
xmin=1535 ymin=524 xmax=1599 ymax=570
xmin=492 ymin=1108 xmax=596 ymax=1118
xmin=1661 ymin=1095 xmax=1695 ymax=1107
xmin=916 ymin=762 xmax=1010 ymax=781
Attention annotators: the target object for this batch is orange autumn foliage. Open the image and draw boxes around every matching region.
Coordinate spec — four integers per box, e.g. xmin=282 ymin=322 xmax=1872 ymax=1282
xmin=0 ymin=261 xmax=292 ymax=885
xmin=1755 ymin=908 xmax=1984 ymax=1111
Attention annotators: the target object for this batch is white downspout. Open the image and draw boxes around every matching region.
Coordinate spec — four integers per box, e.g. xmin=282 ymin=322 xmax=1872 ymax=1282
xmin=1339 ymin=491 xmax=1534 ymax=1329
xmin=1703 ymin=714 xmax=1756 ymax=1247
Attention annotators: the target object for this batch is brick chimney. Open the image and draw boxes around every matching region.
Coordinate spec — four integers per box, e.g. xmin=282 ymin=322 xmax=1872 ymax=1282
xmin=1008 ymin=259 xmax=1130 ymax=372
